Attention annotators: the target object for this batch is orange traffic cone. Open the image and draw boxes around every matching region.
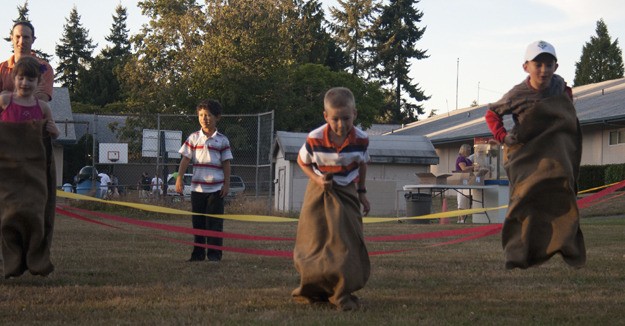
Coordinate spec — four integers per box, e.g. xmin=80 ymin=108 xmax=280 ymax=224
xmin=439 ymin=197 xmax=449 ymax=224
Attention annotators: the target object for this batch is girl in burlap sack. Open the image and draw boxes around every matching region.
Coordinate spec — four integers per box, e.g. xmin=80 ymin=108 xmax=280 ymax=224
xmin=0 ymin=56 xmax=58 ymax=278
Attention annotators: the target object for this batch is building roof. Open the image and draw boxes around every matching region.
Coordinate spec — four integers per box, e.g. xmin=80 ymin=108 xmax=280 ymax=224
xmin=573 ymin=78 xmax=625 ymax=125
xmin=360 ymin=123 xmax=403 ymax=135
xmin=388 ymin=77 xmax=625 ymax=144
xmin=272 ymin=130 xmax=439 ymax=165
xmin=49 ymin=87 xmax=76 ymax=144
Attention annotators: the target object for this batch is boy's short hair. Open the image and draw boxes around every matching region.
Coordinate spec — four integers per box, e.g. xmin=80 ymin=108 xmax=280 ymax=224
xmin=524 ymin=40 xmax=557 ymax=62
xmin=197 ymin=99 xmax=223 ymax=116
xmin=12 ymin=21 xmax=35 ymax=37
xmin=11 ymin=56 xmax=42 ymax=79
xmin=324 ymin=87 xmax=356 ymax=111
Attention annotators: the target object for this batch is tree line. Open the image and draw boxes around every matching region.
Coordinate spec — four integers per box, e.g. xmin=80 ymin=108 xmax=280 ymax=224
xmin=11 ymin=0 xmax=433 ymax=131
xmin=9 ymin=1 xmax=625 ymax=132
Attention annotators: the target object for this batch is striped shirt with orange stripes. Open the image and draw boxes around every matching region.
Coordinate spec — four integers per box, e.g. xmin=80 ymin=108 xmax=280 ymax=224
xmin=299 ymin=124 xmax=370 ymax=186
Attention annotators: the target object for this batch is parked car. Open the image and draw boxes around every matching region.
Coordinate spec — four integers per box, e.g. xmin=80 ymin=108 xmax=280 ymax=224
xmin=166 ymin=173 xmax=245 ymax=199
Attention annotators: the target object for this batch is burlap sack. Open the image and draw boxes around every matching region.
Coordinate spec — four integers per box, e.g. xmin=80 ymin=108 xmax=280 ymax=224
xmin=0 ymin=120 xmax=55 ymax=278
xmin=292 ymin=181 xmax=370 ymax=309
xmin=502 ymin=94 xmax=585 ymax=269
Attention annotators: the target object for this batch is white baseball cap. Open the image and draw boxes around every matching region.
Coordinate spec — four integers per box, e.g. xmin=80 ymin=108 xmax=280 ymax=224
xmin=524 ymin=40 xmax=557 ymax=62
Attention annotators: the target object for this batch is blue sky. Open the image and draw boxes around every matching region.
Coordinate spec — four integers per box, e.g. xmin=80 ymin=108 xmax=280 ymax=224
xmin=2 ymin=0 xmax=624 ymax=118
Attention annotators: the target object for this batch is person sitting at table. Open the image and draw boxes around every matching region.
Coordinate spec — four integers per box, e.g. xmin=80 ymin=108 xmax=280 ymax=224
xmin=454 ymin=144 xmax=473 ymax=223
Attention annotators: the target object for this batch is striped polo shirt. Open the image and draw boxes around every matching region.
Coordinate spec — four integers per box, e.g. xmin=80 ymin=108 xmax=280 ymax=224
xmin=179 ymin=129 xmax=233 ymax=193
xmin=299 ymin=124 xmax=370 ymax=186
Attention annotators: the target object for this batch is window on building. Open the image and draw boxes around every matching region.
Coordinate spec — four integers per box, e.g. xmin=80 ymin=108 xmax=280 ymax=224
xmin=609 ymin=130 xmax=625 ymax=145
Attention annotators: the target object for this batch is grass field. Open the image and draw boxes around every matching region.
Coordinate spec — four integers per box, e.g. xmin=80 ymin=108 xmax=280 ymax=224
xmin=1 ymin=192 xmax=625 ymax=325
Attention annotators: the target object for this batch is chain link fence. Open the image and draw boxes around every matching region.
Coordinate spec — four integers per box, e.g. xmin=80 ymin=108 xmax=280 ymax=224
xmin=58 ymin=111 xmax=274 ymax=208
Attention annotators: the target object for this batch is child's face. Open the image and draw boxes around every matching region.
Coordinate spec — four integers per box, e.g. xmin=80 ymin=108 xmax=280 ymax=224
xmin=324 ymin=105 xmax=356 ymax=138
xmin=198 ymin=108 xmax=219 ymax=133
xmin=14 ymin=74 xmax=38 ymax=97
xmin=523 ymin=54 xmax=558 ymax=91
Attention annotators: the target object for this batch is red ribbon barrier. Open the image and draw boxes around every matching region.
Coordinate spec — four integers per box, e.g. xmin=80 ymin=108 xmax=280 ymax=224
xmin=55 ymin=178 xmax=624 ymax=258
xmin=577 ymin=179 xmax=625 ymax=209
xmin=367 ymin=224 xmax=501 ymax=242
xmin=57 ymin=205 xmax=294 ymax=242
xmin=56 ymin=207 xmax=123 ymax=230
xmin=56 ymin=205 xmax=501 ymax=257
xmin=369 ymin=226 xmax=502 ymax=255
xmin=56 ymin=206 xmax=292 ymax=258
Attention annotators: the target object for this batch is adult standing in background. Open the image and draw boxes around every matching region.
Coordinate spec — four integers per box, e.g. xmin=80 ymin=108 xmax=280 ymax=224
xmin=454 ymin=144 xmax=474 ymax=223
xmin=0 ymin=21 xmax=54 ymax=101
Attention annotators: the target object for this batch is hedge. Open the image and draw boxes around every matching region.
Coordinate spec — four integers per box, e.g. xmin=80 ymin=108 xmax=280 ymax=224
xmin=579 ymin=163 xmax=625 ymax=191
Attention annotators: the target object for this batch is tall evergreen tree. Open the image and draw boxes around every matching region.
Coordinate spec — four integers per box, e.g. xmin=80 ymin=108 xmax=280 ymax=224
xmin=284 ymin=0 xmax=326 ymax=65
xmin=74 ymin=5 xmax=131 ymax=107
xmin=55 ymin=6 xmax=97 ymax=95
xmin=328 ymin=0 xmax=378 ymax=76
xmin=574 ymin=19 xmax=624 ymax=86
xmin=102 ymin=4 xmax=132 ymax=59
xmin=370 ymin=0 xmax=429 ymax=124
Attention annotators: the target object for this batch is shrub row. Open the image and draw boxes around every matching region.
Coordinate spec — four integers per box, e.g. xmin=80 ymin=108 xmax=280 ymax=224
xmin=579 ymin=163 xmax=625 ymax=191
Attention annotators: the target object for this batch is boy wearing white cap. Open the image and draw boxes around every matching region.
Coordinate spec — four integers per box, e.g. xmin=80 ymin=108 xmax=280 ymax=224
xmin=484 ymin=40 xmax=586 ymax=270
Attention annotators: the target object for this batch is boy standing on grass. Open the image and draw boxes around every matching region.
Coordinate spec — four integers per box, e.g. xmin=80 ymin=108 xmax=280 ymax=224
xmin=176 ymin=99 xmax=232 ymax=262
xmin=292 ymin=87 xmax=370 ymax=311
xmin=484 ymin=40 xmax=586 ymax=269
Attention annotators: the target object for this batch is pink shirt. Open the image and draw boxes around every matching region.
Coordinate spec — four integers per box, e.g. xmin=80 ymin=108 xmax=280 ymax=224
xmin=0 ymin=95 xmax=44 ymax=122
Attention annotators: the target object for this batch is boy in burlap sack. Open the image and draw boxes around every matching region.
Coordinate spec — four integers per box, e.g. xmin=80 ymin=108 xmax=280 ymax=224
xmin=292 ymin=87 xmax=371 ymax=311
xmin=485 ymin=40 xmax=585 ymax=269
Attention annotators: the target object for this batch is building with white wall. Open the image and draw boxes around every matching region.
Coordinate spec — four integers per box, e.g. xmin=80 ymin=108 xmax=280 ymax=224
xmin=272 ymin=131 xmax=439 ymax=216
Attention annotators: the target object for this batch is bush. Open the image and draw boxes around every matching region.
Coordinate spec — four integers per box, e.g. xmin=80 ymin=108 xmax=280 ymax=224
xmin=579 ymin=165 xmax=607 ymax=191
xmin=605 ymin=164 xmax=625 ymax=184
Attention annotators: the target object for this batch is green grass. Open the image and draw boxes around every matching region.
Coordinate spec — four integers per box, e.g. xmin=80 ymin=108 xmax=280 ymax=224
xmin=1 ymin=195 xmax=624 ymax=325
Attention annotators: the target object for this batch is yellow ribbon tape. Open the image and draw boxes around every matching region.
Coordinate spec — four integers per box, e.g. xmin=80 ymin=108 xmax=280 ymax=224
xmin=577 ymin=182 xmax=620 ymax=194
xmin=57 ymin=191 xmax=295 ymax=222
xmin=363 ymin=206 xmax=508 ymax=223
xmin=57 ymin=190 xmax=507 ymax=223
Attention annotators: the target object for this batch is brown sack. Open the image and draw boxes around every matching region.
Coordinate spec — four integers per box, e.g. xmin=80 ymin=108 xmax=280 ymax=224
xmin=0 ymin=120 xmax=55 ymax=278
xmin=292 ymin=181 xmax=370 ymax=309
xmin=502 ymin=94 xmax=585 ymax=269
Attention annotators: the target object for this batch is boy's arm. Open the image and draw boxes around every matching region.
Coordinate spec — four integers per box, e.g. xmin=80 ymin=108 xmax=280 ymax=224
xmin=176 ymin=156 xmax=191 ymax=194
xmin=357 ymin=161 xmax=370 ymax=216
xmin=297 ymin=155 xmax=331 ymax=190
xmin=484 ymin=110 xmax=507 ymax=143
xmin=220 ymin=159 xmax=231 ymax=198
